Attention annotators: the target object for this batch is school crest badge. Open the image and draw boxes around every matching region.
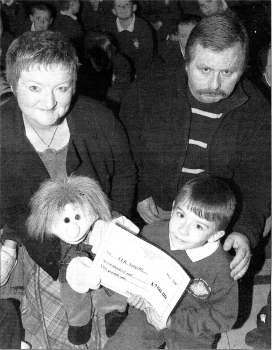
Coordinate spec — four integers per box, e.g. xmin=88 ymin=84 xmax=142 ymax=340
xmin=133 ymin=39 xmax=139 ymax=49
xmin=187 ymin=278 xmax=211 ymax=299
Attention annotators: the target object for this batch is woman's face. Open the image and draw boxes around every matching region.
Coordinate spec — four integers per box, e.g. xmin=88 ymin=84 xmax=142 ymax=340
xmin=15 ymin=64 xmax=74 ymax=128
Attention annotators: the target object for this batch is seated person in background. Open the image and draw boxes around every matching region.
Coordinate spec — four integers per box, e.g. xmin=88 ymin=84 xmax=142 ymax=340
xmin=250 ymin=44 xmax=271 ymax=104
xmin=77 ymin=31 xmax=132 ymax=110
xmin=0 ymin=12 xmax=14 ymax=73
xmin=0 ymin=0 xmax=27 ymax=37
xmin=139 ymin=0 xmax=182 ymax=43
xmin=156 ymin=13 xmax=201 ymax=70
xmin=197 ymin=0 xmax=228 ymax=17
xmin=53 ymin=0 xmax=84 ymax=61
xmin=105 ymin=0 xmax=154 ymax=79
xmin=80 ymin=0 xmax=114 ymax=33
xmin=22 ymin=2 xmax=54 ymax=32
xmin=105 ymin=176 xmax=238 ymax=349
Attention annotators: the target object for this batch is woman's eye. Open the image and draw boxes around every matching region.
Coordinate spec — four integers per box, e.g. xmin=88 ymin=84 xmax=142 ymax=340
xmin=30 ymin=86 xmax=40 ymax=92
xmin=58 ymin=86 xmax=69 ymax=92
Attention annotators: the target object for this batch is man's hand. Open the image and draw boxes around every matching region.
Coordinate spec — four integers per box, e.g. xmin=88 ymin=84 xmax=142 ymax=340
xmin=137 ymin=197 xmax=161 ymax=224
xmin=145 ymin=307 xmax=171 ymax=331
xmin=223 ymin=232 xmax=251 ymax=280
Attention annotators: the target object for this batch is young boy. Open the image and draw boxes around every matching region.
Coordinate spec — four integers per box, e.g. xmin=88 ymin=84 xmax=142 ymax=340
xmin=105 ymin=0 xmax=153 ymax=78
xmin=53 ymin=0 xmax=84 ymax=60
xmin=157 ymin=14 xmax=201 ymax=70
xmin=28 ymin=2 xmax=53 ymax=32
xmin=104 ymin=176 xmax=239 ymax=349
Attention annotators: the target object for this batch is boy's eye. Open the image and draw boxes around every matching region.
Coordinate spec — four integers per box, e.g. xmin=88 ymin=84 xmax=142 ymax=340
xmin=75 ymin=214 xmax=81 ymax=220
xmin=195 ymin=224 xmax=203 ymax=230
xmin=177 ymin=212 xmax=184 ymax=218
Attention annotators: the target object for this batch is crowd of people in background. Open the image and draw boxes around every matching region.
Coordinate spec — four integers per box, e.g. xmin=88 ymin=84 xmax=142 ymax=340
xmin=0 ymin=0 xmax=271 ymax=349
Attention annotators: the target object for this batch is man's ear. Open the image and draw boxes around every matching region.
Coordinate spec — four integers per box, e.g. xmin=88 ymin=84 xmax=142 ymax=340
xmin=208 ymin=230 xmax=225 ymax=243
xmin=30 ymin=14 xmax=34 ymax=23
xmin=112 ymin=8 xmax=116 ymax=16
xmin=132 ymin=4 xmax=137 ymax=12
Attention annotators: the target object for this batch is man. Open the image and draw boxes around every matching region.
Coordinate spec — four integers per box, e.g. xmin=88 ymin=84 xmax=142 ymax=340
xmin=119 ymin=14 xmax=271 ymax=280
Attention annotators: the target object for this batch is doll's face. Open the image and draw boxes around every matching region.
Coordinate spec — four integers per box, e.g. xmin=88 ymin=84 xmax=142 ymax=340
xmin=51 ymin=203 xmax=98 ymax=244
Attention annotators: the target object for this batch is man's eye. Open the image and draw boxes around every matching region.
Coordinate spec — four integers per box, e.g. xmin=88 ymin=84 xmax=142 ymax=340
xmin=30 ymin=86 xmax=40 ymax=92
xmin=222 ymin=70 xmax=232 ymax=77
xmin=201 ymin=68 xmax=210 ymax=73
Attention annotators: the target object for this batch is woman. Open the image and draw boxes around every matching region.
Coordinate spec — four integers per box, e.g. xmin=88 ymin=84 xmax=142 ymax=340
xmin=0 ymin=30 xmax=136 ymax=348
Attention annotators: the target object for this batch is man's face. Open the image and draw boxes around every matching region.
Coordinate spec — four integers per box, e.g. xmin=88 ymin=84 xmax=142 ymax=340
xmin=177 ymin=23 xmax=196 ymax=50
xmin=30 ymin=9 xmax=53 ymax=31
xmin=113 ymin=0 xmax=135 ymax=20
xmin=198 ymin=0 xmax=223 ymax=17
xmin=185 ymin=43 xmax=244 ymax=103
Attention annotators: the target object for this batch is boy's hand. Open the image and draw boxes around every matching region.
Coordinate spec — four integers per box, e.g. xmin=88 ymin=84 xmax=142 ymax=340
xmin=145 ymin=307 xmax=171 ymax=330
xmin=223 ymin=232 xmax=251 ymax=280
xmin=127 ymin=294 xmax=149 ymax=311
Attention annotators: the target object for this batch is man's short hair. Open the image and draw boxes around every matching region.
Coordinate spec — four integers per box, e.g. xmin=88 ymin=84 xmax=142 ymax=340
xmin=30 ymin=2 xmax=53 ymax=17
xmin=174 ymin=176 xmax=236 ymax=231
xmin=185 ymin=13 xmax=249 ymax=71
xmin=6 ymin=30 xmax=79 ymax=90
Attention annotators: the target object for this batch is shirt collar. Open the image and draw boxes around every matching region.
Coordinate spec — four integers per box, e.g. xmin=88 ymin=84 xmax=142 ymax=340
xmin=116 ymin=14 xmax=135 ymax=32
xmin=60 ymin=10 xmax=77 ymax=20
xmin=169 ymin=232 xmax=220 ymax=262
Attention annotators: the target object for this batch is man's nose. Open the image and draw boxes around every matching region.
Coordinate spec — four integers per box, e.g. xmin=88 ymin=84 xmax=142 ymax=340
xmin=209 ymin=72 xmax=221 ymax=90
xmin=42 ymin=90 xmax=56 ymax=110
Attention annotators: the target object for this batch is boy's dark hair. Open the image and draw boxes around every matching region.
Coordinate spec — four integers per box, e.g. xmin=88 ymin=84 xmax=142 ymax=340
xmin=185 ymin=13 xmax=248 ymax=72
xmin=176 ymin=13 xmax=201 ymax=29
xmin=30 ymin=2 xmax=53 ymax=17
xmin=175 ymin=176 xmax=236 ymax=231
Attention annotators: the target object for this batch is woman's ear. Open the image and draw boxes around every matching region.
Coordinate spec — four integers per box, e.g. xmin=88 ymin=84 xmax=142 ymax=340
xmin=208 ymin=230 xmax=225 ymax=243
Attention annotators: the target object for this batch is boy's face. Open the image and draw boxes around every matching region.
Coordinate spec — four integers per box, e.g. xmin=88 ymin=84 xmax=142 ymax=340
xmin=177 ymin=22 xmax=196 ymax=50
xmin=30 ymin=9 xmax=53 ymax=31
xmin=71 ymin=0 xmax=80 ymax=15
xmin=169 ymin=203 xmax=223 ymax=250
xmin=113 ymin=0 xmax=136 ymax=20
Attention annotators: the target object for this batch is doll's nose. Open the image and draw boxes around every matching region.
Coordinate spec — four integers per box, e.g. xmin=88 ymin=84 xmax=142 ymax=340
xmin=66 ymin=223 xmax=81 ymax=239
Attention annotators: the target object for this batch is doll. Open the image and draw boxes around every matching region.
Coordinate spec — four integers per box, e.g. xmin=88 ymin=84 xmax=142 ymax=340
xmin=26 ymin=175 xmax=128 ymax=345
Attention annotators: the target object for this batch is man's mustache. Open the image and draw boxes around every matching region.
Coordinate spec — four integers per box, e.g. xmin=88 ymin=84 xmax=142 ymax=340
xmin=196 ymin=89 xmax=227 ymax=98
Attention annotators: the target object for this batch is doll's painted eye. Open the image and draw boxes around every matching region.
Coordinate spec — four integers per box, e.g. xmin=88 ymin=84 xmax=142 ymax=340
xmin=64 ymin=217 xmax=70 ymax=223
xmin=75 ymin=214 xmax=81 ymax=220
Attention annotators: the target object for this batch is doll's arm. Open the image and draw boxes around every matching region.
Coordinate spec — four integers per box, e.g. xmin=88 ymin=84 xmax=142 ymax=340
xmin=89 ymin=216 xmax=140 ymax=254
xmin=66 ymin=256 xmax=101 ymax=293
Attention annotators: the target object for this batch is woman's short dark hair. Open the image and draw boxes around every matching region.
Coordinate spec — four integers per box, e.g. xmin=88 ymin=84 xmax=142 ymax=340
xmin=185 ymin=13 xmax=249 ymax=72
xmin=6 ymin=30 xmax=79 ymax=90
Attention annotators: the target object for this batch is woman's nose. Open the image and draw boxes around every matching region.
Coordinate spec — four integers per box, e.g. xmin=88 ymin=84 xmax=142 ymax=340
xmin=42 ymin=90 xmax=56 ymax=110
